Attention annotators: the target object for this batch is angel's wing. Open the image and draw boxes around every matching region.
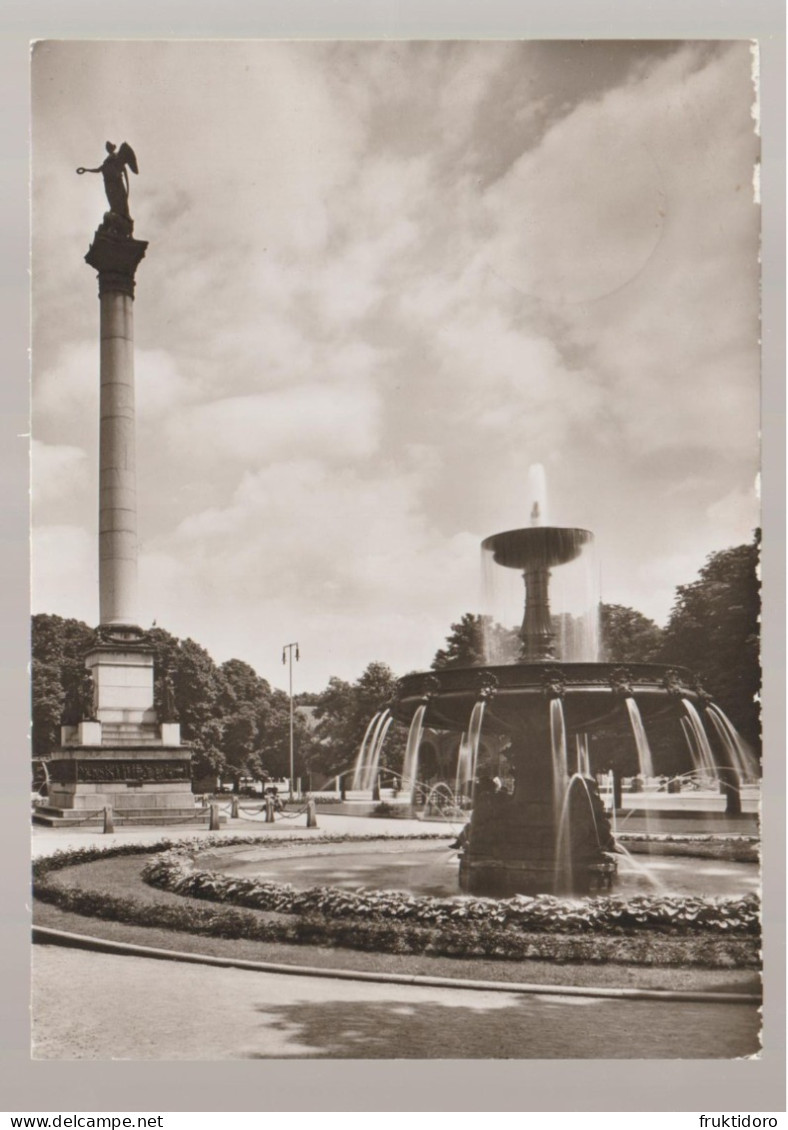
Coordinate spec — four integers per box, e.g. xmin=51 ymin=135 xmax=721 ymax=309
xmin=118 ymin=142 xmax=139 ymax=175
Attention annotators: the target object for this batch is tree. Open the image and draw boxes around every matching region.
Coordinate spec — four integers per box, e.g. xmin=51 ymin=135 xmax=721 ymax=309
xmin=309 ymin=662 xmax=406 ymax=781
xmin=432 ymin=613 xmax=486 ymax=669
xmin=217 ymin=658 xmax=270 ymax=783
xmin=659 ymin=533 xmax=761 ymax=749
xmin=31 ymin=614 xmax=98 ymax=757
xmin=31 ymin=615 xmax=325 ymax=784
xmin=145 ymin=630 xmax=230 ymax=779
xmin=31 ymin=656 xmax=64 ymax=759
xmin=600 ymin=604 xmax=664 ymax=664
xmin=432 ymin=613 xmax=518 ymax=669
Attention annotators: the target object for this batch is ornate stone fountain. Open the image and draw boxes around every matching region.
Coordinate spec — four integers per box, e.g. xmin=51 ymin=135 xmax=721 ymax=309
xmin=388 ymin=507 xmax=714 ymax=896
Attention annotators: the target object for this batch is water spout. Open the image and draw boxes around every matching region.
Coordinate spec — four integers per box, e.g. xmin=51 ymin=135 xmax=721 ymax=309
xmin=466 ymin=700 xmax=487 ymax=793
xmin=681 ymin=699 xmax=717 ymax=781
xmin=402 ymin=704 xmax=427 ymax=794
xmin=705 ymin=703 xmax=758 ymax=780
xmin=614 ymin=839 xmax=664 ymax=890
xmin=527 ymin=463 xmax=548 ymax=525
xmin=554 ymin=772 xmax=606 ymax=892
xmin=606 ymin=771 xmax=617 ymax=836
xmin=363 ymin=714 xmax=393 ymax=791
xmin=455 ymin=733 xmax=471 ymax=800
xmin=575 ymin=733 xmax=591 ymax=777
xmin=624 ymin=697 xmax=654 ymax=780
xmin=549 ymin=697 xmax=569 ymax=818
xmin=352 ymin=712 xmax=383 ymax=790
xmin=680 ymin=715 xmax=706 ymax=779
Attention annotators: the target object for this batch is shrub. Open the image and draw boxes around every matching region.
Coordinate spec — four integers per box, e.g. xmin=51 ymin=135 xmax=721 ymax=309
xmin=371 ymin=801 xmax=396 ymax=817
xmin=142 ymin=845 xmax=761 ymax=937
xmin=32 ymin=833 xmax=762 ymax=967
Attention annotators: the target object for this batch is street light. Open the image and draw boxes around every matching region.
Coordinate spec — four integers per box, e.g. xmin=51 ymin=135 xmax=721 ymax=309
xmin=282 ymin=642 xmax=299 ymax=801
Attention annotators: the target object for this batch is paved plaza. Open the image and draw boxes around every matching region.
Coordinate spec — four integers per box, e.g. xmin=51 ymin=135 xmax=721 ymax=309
xmin=32 ymin=943 xmax=761 ymax=1061
xmin=30 ymin=806 xmax=762 ymax=1060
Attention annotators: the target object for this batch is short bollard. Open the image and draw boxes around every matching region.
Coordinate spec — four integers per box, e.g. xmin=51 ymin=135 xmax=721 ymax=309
xmin=306 ymin=798 xmax=317 ymax=828
xmin=209 ymin=802 xmax=220 ymax=831
xmin=102 ymin=805 xmax=114 ymax=834
xmin=230 ymin=796 xmax=239 ymax=819
xmin=265 ymin=797 xmax=275 ymax=823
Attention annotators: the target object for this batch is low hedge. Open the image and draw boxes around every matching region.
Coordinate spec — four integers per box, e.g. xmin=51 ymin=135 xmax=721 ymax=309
xmin=32 ymin=834 xmax=761 ymax=967
xmin=143 ymin=846 xmax=760 ymax=937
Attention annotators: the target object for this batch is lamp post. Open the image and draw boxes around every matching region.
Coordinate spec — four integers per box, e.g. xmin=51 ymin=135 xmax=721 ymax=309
xmin=282 ymin=642 xmax=299 ymax=801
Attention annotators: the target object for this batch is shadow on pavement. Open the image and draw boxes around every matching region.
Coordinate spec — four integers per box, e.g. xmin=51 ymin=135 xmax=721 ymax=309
xmin=247 ymin=993 xmax=761 ymax=1059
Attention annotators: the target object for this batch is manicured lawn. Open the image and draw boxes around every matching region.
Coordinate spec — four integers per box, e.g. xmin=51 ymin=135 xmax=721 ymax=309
xmin=33 ymin=850 xmax=761 ymax=995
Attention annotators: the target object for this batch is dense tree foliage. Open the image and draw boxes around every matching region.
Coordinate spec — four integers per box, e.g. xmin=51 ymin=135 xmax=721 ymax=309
xmin=432 ymin=613 xmax=487 ymax=668
xmin=31 ymin=615 xmax=98 ymax=758
xmin=308 ymin=661 xmax=406 ymax=782
xmin=30 ymin=533 xmax=760 ymax=788
xmin=432 ymin=613 xmax=519 ymax=668
xmin=434 ymin=605 xmax=666 ymax=668
xmin=659 ymin=533 xmax=760 ymax=749
xmin=600 ymin=604 xmax=664 ymax=663
xmin=31 ymin=617 xmax=311 ymax=784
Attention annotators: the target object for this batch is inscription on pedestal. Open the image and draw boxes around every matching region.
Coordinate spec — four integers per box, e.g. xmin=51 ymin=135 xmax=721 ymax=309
xmin=49 ymin=759 xmax=190 ymax=785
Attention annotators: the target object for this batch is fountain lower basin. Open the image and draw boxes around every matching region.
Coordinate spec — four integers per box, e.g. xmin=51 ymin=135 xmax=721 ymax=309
xmin=386 ymin=661 xmax=725 ymax=896
xmin=199 ymin=839 xmax=759 ymax=901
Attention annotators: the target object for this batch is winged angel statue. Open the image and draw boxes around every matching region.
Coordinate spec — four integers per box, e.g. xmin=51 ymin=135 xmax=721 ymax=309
xmin=77 ymin=141 xmax=139 ymax=223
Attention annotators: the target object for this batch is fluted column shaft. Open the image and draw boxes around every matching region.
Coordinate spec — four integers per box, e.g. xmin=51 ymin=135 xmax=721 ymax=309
xmin=85 ymin=227 xmax=148 ymax=629
xmin=99 ymin=290 xmax=138 ymax=626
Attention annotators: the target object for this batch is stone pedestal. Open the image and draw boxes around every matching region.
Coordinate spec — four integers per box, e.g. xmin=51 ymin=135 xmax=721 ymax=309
xmin=45 ymin=747 xmax=194 ymax=814
xmin=459 ymin=727 xmax=616 ymax=895
xmin=40 ymin=633 xmax=196 ymax=825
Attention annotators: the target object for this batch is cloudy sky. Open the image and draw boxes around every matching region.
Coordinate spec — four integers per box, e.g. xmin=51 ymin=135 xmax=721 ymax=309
xmin=31 ymin=40 xmax=760 ymax=692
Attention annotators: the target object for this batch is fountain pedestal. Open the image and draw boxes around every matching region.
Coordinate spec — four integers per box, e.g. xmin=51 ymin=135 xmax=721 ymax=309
xmin=459 ymin=725 xmax=615 ymax=896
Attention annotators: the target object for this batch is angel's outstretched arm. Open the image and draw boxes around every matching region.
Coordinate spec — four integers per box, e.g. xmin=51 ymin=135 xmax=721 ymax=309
xmin=76 ymin=165 xmax=103 ymax=175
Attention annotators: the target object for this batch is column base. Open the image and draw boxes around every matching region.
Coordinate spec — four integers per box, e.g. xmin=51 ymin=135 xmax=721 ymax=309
xmin=40 ymin=747 xmax=197 ymax=822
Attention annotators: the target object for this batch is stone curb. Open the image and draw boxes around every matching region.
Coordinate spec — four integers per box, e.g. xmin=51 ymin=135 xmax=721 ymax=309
xmin=32 ymin=925 xmax=761 ymax=1005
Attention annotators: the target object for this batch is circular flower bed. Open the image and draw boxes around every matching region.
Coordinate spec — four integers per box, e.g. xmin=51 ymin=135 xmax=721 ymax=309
xmin=33 ymin=833 xmax=761 ymax=968
xmin=144 ymin=841 xmax=760 ymax=935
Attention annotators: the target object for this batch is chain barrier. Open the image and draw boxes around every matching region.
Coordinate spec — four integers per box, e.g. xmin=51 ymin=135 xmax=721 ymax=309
xmin=38 ymin=809 xmax=105 ymax=827
xmin=35 ymin=799 xmax=313 ymax=829
xmin=35 ymin=809 xmax=213 ymax=828
xmin=277 ymin=802 xmax=311 ymax=819
xmin=117 ymin=812 xmax=214 ymax=825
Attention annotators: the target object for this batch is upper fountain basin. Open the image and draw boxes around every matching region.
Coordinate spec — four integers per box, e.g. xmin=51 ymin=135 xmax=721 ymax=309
xmin=481 ymin=526 xmax=592 ymax=570
xmin=389 ymin=662 xmax=705 ymax=734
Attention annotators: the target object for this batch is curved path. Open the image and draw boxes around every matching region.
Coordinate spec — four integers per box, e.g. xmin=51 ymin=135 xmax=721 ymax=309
xmin=31 ymin=814 xmax=762 ymax=1060
xmin=32 ymin=943 xmax=761 ymax=1060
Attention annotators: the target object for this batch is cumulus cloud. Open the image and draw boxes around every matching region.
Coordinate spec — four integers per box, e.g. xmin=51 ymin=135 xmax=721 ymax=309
xmin=32 ymin=524 xmax=96 ymax=622
xmin=35 ymin=342 xmax=192 ymax=426
xmin=168 ymin=379 xmax=381 ymax=469
xmin=31 ymin=41 xmax=760 ymax=687
xmin=31 ymin=441 xmax=88 ymax=508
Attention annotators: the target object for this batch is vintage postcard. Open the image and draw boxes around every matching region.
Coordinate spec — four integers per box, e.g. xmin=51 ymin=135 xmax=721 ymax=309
xmin=13 ymin=27 xmax=783 ymax=1116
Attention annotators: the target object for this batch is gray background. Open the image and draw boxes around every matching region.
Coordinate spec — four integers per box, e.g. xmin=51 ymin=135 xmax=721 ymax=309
xmin=1 ymin=0 xmax=784 ymax=1114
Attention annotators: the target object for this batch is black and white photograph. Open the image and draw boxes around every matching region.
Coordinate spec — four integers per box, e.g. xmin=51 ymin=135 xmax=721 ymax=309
xmin=27 ymin=36 xmax=770 ymax=1075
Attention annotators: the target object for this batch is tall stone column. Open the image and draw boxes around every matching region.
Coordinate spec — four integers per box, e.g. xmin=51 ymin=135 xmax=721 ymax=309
xmin=85 ymin=229 xmax=148 ymax=629
xmin=34 ymin=160 xmax=200 ymax=827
